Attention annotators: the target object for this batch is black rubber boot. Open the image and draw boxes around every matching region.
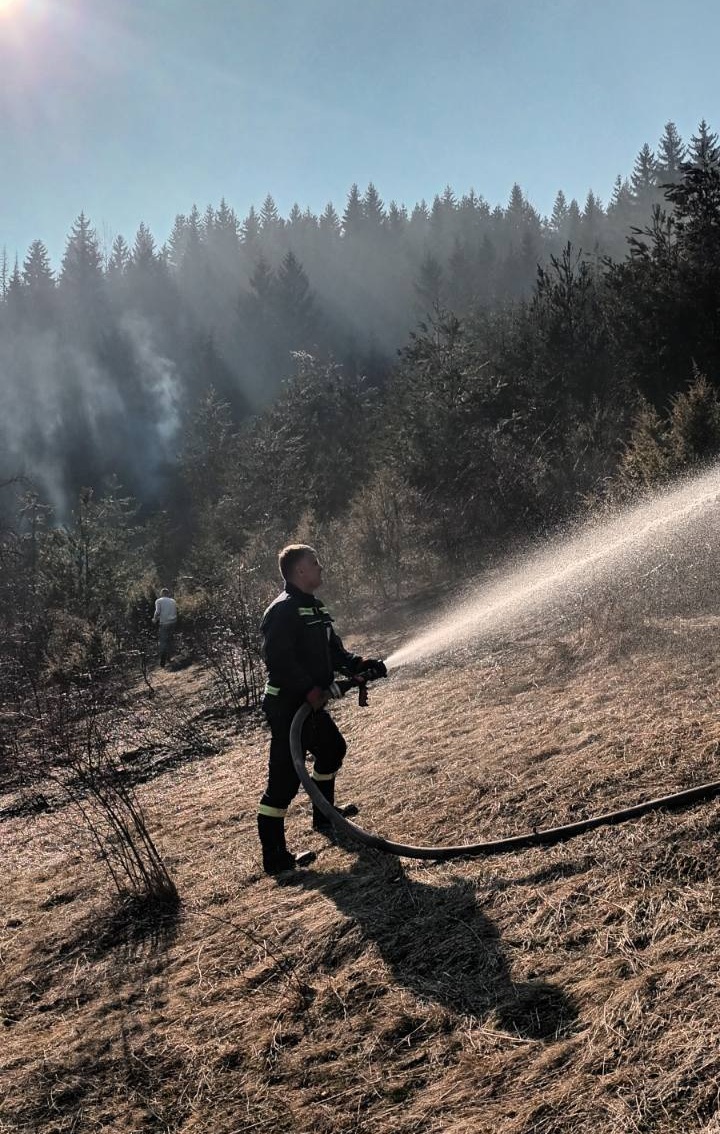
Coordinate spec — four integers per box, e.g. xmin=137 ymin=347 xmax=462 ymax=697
xmin=263 ymin=847 xmax=316 ymax=874
xmin=258 ymin=813 xmax=316 ymax=875
xmin=312 ymin=778 xmax=359 ymax=835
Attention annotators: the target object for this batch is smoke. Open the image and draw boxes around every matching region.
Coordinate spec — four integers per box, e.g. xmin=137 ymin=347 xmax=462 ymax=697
xmin=119 ymin=313 xmax=182 ymax=450
xmin=0 ymin=314 xmax=183 ymax=518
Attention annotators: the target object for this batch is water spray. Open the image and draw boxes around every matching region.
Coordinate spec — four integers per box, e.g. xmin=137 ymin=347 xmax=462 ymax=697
xmin=291 ymin=464 xmax=720 ymax=859
xmin=385 ymin=464 xmax=720 ymax=669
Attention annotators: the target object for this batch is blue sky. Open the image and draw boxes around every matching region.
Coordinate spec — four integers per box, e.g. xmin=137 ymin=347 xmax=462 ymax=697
xmin=1 ymin=0 xmax=719 ymax=266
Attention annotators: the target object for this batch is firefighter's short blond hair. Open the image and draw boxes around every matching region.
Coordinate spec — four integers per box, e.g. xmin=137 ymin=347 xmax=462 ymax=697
xmin=278 ymin=544 xmax=316 ymax=581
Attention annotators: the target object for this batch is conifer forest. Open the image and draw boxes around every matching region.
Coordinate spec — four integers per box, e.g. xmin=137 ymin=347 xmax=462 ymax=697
xmin=3 ymin=118 xmax=720 ymax=693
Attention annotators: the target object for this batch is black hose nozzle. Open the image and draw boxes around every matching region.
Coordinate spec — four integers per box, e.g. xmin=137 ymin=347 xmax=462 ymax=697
xmin=335 ymin=660 xmax=388 ymax=706
xmin=356 ymin=659 xmax=388 ymax=682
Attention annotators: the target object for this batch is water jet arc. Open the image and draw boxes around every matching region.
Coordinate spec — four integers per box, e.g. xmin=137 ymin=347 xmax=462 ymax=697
xmin=291 ymin=703 xmax=720 ymax=859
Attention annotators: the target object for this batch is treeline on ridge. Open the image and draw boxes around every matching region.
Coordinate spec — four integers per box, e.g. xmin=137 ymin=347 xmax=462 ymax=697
xmin=0 ymin=120 xmax=690 ymax=511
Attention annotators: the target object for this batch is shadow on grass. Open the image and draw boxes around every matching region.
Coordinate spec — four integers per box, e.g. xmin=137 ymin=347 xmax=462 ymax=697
xmin=97 ymin=891 xmax=181 ymax=959
xmin=58 ymin=890 xmax=182 ymax=962
xmin=302 ymin=849 xmax=578 ymax=1041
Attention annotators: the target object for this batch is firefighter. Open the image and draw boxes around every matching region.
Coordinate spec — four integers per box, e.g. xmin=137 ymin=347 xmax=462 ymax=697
xmin=257 ymin=544 xmax=384 ymax=875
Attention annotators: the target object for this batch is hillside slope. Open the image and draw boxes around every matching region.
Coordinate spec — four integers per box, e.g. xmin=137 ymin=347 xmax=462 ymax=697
xmin=3 ymin=591 xmax=720 ymax=1133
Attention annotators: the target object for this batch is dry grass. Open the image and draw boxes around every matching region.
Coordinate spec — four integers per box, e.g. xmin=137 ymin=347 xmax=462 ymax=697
xmin=4 ymin=589 xmax=720 ymax=1132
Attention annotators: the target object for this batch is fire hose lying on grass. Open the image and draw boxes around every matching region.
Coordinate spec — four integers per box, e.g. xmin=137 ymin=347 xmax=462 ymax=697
xmin=290 ymin=665 xmax=720 ymax=861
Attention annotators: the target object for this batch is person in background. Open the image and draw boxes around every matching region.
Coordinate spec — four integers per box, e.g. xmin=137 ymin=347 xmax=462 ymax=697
xmin=257 ymin=544 xmax=385 ymax=876
xmin=152 ymin=587 xmax=178 ymax=668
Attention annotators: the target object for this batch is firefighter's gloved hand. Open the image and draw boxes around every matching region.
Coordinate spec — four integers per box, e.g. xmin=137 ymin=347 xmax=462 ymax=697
xmin=306 ymin=686 xmax=329 ymax=711
xmin=328 ymin=682 xmax=344 ymax=699
xmin=357 ymin=658 xmax=387 ymax=680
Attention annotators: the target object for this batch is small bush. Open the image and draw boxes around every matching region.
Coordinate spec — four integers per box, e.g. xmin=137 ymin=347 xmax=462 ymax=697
xmin=179 ymin=559 xmax=264 ymax=712
xmin=612 ymin=371 xmax=720 ymax=501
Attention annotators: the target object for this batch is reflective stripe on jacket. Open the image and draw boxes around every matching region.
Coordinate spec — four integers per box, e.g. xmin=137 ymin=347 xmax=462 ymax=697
xmin=261 ymin=581 xmax=361 ymax=696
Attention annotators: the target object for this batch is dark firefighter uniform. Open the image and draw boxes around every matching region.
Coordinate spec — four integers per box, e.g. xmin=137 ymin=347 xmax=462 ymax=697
xmin=258 ymin=581 xmax=370 ymax=873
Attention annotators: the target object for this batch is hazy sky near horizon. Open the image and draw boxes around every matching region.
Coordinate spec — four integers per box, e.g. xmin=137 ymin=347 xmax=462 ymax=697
xmin=2 ymin=0 xmax=719 ymax=265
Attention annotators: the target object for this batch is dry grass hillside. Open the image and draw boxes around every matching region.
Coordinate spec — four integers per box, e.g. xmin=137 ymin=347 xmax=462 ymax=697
xmin=4 ymin=570 xmax=720 ymax=1132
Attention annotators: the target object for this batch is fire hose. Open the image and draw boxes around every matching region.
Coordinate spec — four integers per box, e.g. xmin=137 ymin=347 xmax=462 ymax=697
xmin=290 ymin=668 xmax=720 ymax=861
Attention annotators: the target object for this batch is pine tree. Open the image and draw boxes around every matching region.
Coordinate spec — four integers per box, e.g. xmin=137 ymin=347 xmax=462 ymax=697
xmin=688 ymin=119 xmax=720 ymax=166
xmin=441 ymin=185 xmax=457 ymax=212
xmin=630 ymin=143 xmax=658 ymax=208
xmin=319 ymin=202 xmax=341 ymax=239
xmin=342 ymin=184 xmax=364 ymax=238
xmin=429 ymin=194 xmax=444 ymax=235
xmin=107 ymin=235 xmax=131 ymax=279
xmin=505 ymin=184 xmax=533 ymax=258
xmin=549 ymin=190 xmax=569 ymax=239
xmin=241 ymin=205 xmax=261 ymax=247
xmin=582 ymin=191 xmax=604 ymax=246
xmin=215 ymin=199 xmax=240 ymax=246
xmin=202 ymin=204 xmax=215 ymax=241
xmin=248 ymin=255 xmax=275 ymax=306
xmin=285 ymin=204 xmax=315 ymax=262
xmin=237 ymin=256 xmax=278 ymax=397
xmin=411 ymin=200 xmax=430 ymax=225
xmin=186 ymin=204 xmax=202 ymax=251
xmin=59 ymin=213 xmax=105 ymax=330
xmin=664 ymin=138 xmax=720 ymax=261
xmin=288 ymin=203 xmax=304 ymax=229
xmin=125 ymin=223 xmax=168 ymax=315
xmin=60 ymin=212 xmax=103 ymax=290
xmin=21 ymin=240 xmax=55 ymax=323
xmin=408 ymin=200 xmax=431 ymax=253
xmin=275 ymin=250 xmax=316 ymax=341
xmin=507 ymin=183 xmax=527 ymax=225
xmin=209 ymin=198 xmax=241 ymax=265
xmin=260 ymin=194 xmax=282 ymax=235
xmin=241 ymin=252 xmax=317 ymax=394
xmin=386 ymin=201 xmax=407 ymax=236
xmin=656 ymin=121 xmax=686 ymax=185
xmin=609 ymin=175 xmax=633 ymax=214
xmin=428 ymin=186 xmax=457 ymax=246
xmin=22 ymin=239 xmax=54 ymax=293
xmin=363 ymin=182 xmax=386 ymax=229
xmin=132 ymin=222 xmax=157 ymax=268
xmin=172 ymin=204 xmax=204 ymax=298
xmin=458 ymin=190 xmax=487 ymax=241
xmin=610 ymin=148 xmax=720 ymax=402
xmin=165 ymin=214 xmax=188 ymax=271
xmin=565 ymin=199 xmax=583 ymax=248
xmin=606 ymin=176 xmax=635 ymax=255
